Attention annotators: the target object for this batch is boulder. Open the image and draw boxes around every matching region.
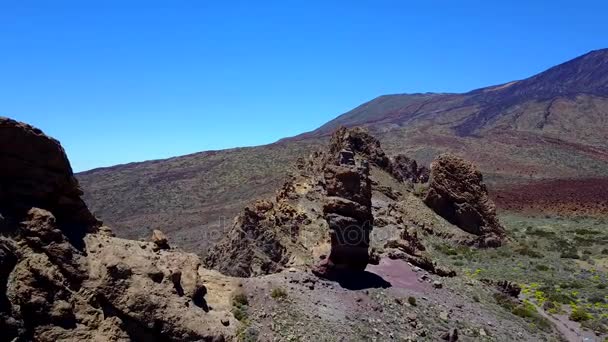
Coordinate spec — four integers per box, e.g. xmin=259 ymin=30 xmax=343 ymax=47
xmin=0 ymin=117 xmax=100 ymax=244
xmin=151 ymin=229 xmax=170 ymax=250
xmin=423 ymin=154 xmax=506 ymax=246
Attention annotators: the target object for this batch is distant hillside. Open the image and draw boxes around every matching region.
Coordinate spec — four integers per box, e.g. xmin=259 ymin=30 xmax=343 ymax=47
xmin=78 ymin=49 xmax=608 ymax=256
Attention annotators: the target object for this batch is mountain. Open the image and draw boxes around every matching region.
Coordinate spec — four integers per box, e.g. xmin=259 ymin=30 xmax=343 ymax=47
xmin=303 ymin=48 xmax=608 ymax=140
xmin=77 ymin=49 xmax=608 ymax=254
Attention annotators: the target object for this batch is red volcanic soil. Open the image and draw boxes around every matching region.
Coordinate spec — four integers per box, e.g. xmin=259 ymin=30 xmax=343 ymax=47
xmin=491 ymin=178 xmax=608 ymax=217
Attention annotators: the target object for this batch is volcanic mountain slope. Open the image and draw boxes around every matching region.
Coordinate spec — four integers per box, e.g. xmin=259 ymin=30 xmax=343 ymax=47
xmin=77 ymin=49 xmax=608 ymax=252
xmin=298 ymin=48 xmax=608 ymax=180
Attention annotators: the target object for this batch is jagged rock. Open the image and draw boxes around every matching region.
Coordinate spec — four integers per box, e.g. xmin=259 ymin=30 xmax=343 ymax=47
xmin=328 ymin=127 xmax=390 ymax=168
xmin=481 ymin=279 xmax=522 ymax=297
xmin=204 ymin=200 xmax=298 ymax=277
xmin=313 ymin=145 xmax=374 ymax=279
xmin=390 ymin=154 xmax=430 ymax=183
xmin=0 ymin=118 xmax=235 ymax=341
xmin=151 ymin=229 xmax=170 ymax=250
xmin=0 ymin=117 xmax=101 ymax=244
xmin=97 ymin=225 xmax=115 ymax=237
xmin=205 ymin=127 xmax=457 ymax=282
xmin=423 ymin=154 xmax=506 ymax=246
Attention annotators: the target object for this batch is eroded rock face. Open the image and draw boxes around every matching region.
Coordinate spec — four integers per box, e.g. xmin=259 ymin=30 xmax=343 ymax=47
xmin=390 ymin=155 xmax=430 ymax=184
xmin=423 ymin=154 xmax=506 ymax=246
xmin=0 ymin=117 xmax=235 ymax=341
xmin=313 ymin=159 xmax=373 ymax=278
xmin=204 ymin=200 xmax=296 ymax=277
xmin=0 ymin=117 xmax=101 ymax=244
xmin=329 ymin=127 xmax=390 ymax=168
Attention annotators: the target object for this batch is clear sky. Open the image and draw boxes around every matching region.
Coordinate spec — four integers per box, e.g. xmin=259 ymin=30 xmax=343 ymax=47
xmin=1 ymin=1 xmax=606 ymax=172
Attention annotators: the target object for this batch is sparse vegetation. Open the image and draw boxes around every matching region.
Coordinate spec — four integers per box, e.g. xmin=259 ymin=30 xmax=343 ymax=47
xmin=429 ymin=213 xmax=608 ymax=331
xmin=569 ymin=305 xmax=592 ymax=322
xmin=232 ymin=292 xmax=250 ymax=322
xmin=271 ymin=287 xmax=288 ymax=300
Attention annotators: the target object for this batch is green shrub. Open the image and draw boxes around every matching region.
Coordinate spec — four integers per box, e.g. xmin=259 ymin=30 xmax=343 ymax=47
xmin=588 ymin=294 xmax=606 ymax=304
xmin=569 ymin=306 xmax=592 ymax=322
xmin=231 ymin=292 xmax=249 ymax=322
xmin=512 ymin=303 xmax=535 ymax=318
xmin=237 ymin=327 xmax=260 ymax=342
xmin=535 ymin=264 xmax=550 ymax=271
xmin=527 ymin=228 xmax=556 ymax=238
xmin=473 ymin=294 xmax=480 ymax=303
xmin=510 ymin=300 xmax=552 ymax=331
xmin=270 ymin=287 xmax=288 ymax=300
xmin=494 ymin=292 xmax=517 ymax=311
xmin=407 ymin=296 xmax=417 ymax=306
xmin=515 ymin=243 xmax=542 ymax=258
xmin=574 ymin=228 xmax=600 ymax=235
xmin=562 ymin=280 xmax=584 ymax=289
xmin=601 ymin=248 xmax=608 ymax=255
xmin=232 ymin=306 xmax=248 ymax=321
xmin=560 ymin=249 xmax=580 ymax=259
xmin=232 ymin=293 xmax=249 ymax=307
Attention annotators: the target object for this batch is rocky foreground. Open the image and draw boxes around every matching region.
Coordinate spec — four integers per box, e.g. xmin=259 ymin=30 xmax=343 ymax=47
xmin=0 ymin=118 xmax=235 ymax=341
xmin=1 ymin=118 xmax=571 ymax=341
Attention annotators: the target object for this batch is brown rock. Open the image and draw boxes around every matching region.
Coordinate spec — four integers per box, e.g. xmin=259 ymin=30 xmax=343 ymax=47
xmin=151 ymin=229 xmax=170 ymax=250
xmin=423 ymin=154 xmax=506 ymax=245
xmin=390 ymin=154 xmax=430 ymax=183
xmin=0 ymin=117 xmax=101 ymax=243
xmin=328 ymin=127 xmax=390 ymax=168
xmin=0 ymin=118 xmax=235 ymax=341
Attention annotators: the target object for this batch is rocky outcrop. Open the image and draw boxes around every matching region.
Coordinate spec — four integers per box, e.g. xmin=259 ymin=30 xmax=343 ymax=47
xmin=313 ymin=157 xmax=374 ymax=278
xmin=423 ymin=154 xmax=506 ymax=246
xmin=390 ymin=155 xmax=430 ymax=184
xmin=0 ymin=117 xmax=235 ymax=341
xmin=204 ymin=199 xmax=299 ymax=277
xmin=205 ymin=127 xmax=464 ymax=279
xmin=328 ymin=127 xmax=390 ymax=168
xmin=0 ymin=118 xmax=100 ymax=245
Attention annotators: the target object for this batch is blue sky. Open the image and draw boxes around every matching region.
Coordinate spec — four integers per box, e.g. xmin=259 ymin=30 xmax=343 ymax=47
xmin=1 ymin=1 xmax=606 ymax=172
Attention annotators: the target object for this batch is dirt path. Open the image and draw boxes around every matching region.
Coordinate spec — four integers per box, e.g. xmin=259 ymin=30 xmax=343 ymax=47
xmin=532 ymin=303 xmax=597 ymax=342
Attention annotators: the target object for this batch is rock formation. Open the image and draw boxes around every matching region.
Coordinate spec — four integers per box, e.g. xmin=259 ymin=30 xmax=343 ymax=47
xmin=0 ymin=118 xmax=100 ymax=245
xmin=390 ymin=154 xmax=430 ymax=184
xmin=328 ymin=127 xmax=390 ymax=168
xmin=313 ymin=150 xmax=374 ymax=278
xmin=205 ymin=127 xmax=506 ymax=281
xmin=0 ymin=117 xmax=234 ymax=341
xmin=423 ymin=154 xmax=506 ymax=246
xmin=204 ymin=199 xmax=297 ymax=277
